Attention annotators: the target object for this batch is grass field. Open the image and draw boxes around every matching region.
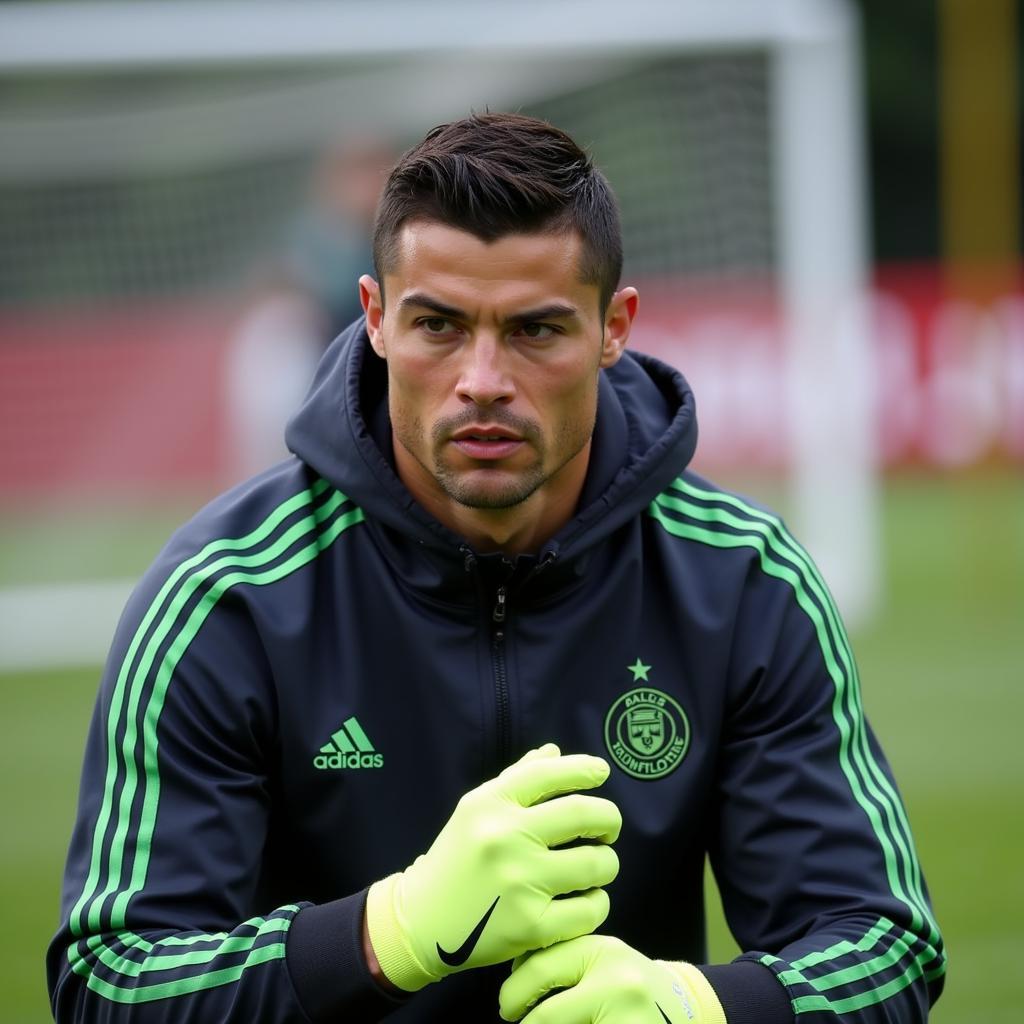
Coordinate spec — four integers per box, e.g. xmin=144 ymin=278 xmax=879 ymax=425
xmin=2 ymin=471 xmax=1021 ymax=1021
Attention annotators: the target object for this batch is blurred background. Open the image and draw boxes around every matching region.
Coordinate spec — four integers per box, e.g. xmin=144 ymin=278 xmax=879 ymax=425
xmin=1 ymin=1 xmax=1021 ymax=1020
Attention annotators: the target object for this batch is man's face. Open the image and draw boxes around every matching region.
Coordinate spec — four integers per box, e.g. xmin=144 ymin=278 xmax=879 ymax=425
xmin=361 ymin=222 xmax=635 ymax=528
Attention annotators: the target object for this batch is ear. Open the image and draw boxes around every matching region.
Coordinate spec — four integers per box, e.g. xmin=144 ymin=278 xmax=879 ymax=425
xmin=600 ymin=287 xmax=638 ymax=368
xmin=359 ymin=274 xmax=386 ymax=358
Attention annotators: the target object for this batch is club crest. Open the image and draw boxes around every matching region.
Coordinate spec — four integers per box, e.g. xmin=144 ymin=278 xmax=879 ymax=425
xmin=604 ymin=663 xmax=689 ymax=779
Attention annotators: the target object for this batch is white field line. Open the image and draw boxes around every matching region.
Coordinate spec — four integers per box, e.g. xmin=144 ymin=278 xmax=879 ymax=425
xmin=0 ymin=579 xmax=134 ymax=671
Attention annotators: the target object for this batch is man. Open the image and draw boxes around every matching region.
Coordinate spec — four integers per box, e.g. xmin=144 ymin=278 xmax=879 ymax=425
xmin=48 ymin=113 xmax=945 ymax=1023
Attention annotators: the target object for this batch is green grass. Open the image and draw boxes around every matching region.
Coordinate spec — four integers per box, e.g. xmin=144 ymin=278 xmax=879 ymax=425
xmin=3 ymin=471 xmax=1022 ymax=1020
xmin=1 ymin=667 xmax=96 ymax=1023
xmin=0 ymin=496 xmax=206 ymax=586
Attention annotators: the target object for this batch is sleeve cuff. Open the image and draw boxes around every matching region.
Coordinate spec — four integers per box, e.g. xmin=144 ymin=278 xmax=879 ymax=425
xmin=698 ymin=959 xmax=794 ymax=1024
xmin=286 ymin=889 xmax=409 ymax=1023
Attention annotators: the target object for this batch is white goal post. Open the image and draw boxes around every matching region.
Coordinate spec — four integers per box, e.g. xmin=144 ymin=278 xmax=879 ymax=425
xmin=0 ymin=0 xmax=878 ymax=670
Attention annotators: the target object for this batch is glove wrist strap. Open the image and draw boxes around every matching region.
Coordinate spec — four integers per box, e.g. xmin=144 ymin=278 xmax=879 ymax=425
xmin=365 ymin=874 xmax=436 ymax=993
xmin=656 ymin=961 xmax=728 ymax=1024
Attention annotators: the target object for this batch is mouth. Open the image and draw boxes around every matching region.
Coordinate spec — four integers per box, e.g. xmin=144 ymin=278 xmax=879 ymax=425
xmin=450 ymin=427 xmax=525 ymax=461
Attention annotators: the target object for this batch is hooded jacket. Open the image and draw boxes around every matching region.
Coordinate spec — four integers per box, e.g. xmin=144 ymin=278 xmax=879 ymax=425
xmin=49 ymin=321 xmax=945 ymax=1023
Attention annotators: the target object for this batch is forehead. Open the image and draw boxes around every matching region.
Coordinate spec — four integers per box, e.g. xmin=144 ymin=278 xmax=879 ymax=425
xmin=386 ymin=221 xmax=597 ymax=314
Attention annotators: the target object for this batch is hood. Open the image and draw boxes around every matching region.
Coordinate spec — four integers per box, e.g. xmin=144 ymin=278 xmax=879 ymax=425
xmin=285 ymin=319 xmax=698 ymax=563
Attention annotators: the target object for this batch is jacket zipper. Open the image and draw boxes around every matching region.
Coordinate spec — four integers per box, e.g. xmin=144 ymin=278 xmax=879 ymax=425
xmin=461 ymin=547 xmax=558 ymax=771
xmin=491 ymin=552 xmax=556 ymax=767
xmin=492 ymin=584 xmax=510 ymax=767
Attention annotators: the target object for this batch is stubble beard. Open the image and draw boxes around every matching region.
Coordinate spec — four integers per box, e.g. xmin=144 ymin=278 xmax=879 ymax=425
xmin=394 ymin=409 xmax=594 ymax=511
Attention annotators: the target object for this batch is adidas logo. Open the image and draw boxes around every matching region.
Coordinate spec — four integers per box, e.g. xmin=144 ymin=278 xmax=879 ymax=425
xmin=313 ymin=716 xmax=383 ymax=770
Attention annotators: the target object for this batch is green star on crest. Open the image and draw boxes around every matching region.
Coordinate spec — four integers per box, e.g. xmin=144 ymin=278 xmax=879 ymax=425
xmin=628 ymin=658 xmax=652 ymax=682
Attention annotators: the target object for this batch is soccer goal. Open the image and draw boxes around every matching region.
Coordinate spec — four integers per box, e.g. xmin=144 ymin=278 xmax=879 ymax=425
xmin=0 ymin=0 xmax=878 ymax=669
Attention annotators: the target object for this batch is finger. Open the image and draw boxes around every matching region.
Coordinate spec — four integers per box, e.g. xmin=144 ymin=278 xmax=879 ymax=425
xmin=540 ymin=844 xmax=620 ymax=896
xmin=500 ymin=754 xmax=610 ymax=806
xmin=499 ymin=938 xmax=593 ymax=1021
xmin=528 ymin=793 xmax=622 ymax=847
xmin=516 ymin=743 xmax=561 ymax=764
xmin=519 ymin=986 xmax=597 ymax=1024
xmin=532 ymin=888 xmax=610 ymax=949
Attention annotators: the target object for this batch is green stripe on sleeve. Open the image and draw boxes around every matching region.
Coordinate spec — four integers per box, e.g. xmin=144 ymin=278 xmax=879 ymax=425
xmin=648 ymin=488 xmax=944 ymax=1005
xmin=73 ymin=942 xmax=288 ymax=1004
xmin=89 ymin=488 xmax=348 ymax=934
xmin=112 ymin=504 xmax=363 ymax=931
xmin=763 ymin=945 xmax=944 ymax=1015
xmin=76 ymin=919 xmax=291 ymax=977
xmin=70 ymin=479 xmax=330 ymax=938
xmin=788 ymin=917 xmax=894 ymax=972
xmin=661 ymin=478 xmax=938 ymax=943
xmin=65 ymin=481 xmax=364 ymax=1002
xmin=651 ymin=499 xmax=916 ymax=924
xmin=774 ymin=926 xmax=917 ymax=991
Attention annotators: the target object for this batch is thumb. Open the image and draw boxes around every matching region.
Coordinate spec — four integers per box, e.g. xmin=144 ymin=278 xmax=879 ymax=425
xmin=516 ymin=743 xmax=561 ymax=763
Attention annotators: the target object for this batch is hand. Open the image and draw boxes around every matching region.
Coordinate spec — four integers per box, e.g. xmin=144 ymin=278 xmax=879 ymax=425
xmin=499 ymin=935 xmax=727 ymax=1024
xmin=365 ymin=744 xmax=622 ymax=992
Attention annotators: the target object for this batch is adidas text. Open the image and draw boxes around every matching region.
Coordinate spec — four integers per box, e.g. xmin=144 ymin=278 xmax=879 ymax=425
xmin=314 ymin=752 xmax=384 ymax=770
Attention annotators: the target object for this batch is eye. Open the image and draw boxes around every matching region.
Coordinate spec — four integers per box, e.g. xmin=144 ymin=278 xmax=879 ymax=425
xmin=417 ymin=317 xmax=457 ymax=336
xmin=514 ymin=322 xmax=557 ymax=341
xmin=422 ymin=317 xmax=449 ymax=333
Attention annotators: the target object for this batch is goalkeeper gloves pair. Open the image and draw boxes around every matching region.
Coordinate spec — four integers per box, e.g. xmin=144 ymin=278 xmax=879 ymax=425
xmin=365 ymin=743 xmax=725 ymax=1023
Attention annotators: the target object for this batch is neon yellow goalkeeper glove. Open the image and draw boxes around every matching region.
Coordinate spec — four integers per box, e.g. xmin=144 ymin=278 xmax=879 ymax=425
xmin=499 ymin=934 xmax=727 ymax=1024
xmin=366 ymin=744 xmax=622 ymax=992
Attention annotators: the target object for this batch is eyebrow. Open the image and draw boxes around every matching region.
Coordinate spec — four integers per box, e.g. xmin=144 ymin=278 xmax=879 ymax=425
xmin=398 ymin=293 xmax=580 ymax=326
xmin=398 ymin=293 xmax=467 ymax=320
xmin=506 ymin=303 xmax=580 ymax=325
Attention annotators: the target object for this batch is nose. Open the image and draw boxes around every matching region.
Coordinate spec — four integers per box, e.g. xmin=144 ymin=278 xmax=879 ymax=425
xmin=455 ymin=334 xmax=515 ymax=406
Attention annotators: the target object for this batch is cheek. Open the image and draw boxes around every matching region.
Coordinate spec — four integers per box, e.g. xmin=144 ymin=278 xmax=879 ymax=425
xmin=386 ymin=340 xmax=452 ymax=398
xmin=386 ymin=359 xmax=447 ymax=432
xmin=546 ymin=372 xmax=599 ymax=430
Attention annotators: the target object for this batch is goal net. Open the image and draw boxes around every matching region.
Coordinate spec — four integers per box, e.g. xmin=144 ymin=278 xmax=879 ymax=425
xmin=0 ymin=0 xmax=877 ymax=668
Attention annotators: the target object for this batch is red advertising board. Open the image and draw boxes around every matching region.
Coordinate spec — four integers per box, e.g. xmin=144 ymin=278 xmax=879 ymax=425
xmin=1 ymin=266 xmax=1022 ymax=500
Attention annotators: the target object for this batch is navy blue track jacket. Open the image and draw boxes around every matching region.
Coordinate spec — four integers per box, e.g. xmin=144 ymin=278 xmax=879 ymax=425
xmin=49 ymin=322 xmax=945 ymax=1022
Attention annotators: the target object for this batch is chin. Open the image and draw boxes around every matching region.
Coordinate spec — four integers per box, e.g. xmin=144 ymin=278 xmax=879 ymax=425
xmin=450 ymin=489 xmax=532 ymax=512
xmin=444 ymin=474 xmax=543 ymax=511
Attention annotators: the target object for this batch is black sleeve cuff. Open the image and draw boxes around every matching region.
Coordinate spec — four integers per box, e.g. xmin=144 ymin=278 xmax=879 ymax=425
xmin=698 ymin=959 xmax=794 ymax=1024
xmin=286 ymin=889 xmax=409 ymax=1023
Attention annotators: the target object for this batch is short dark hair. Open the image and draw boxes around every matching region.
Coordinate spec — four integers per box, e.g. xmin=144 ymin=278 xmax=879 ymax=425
xmin=372 ymin=112 xmax=622 ymax=312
